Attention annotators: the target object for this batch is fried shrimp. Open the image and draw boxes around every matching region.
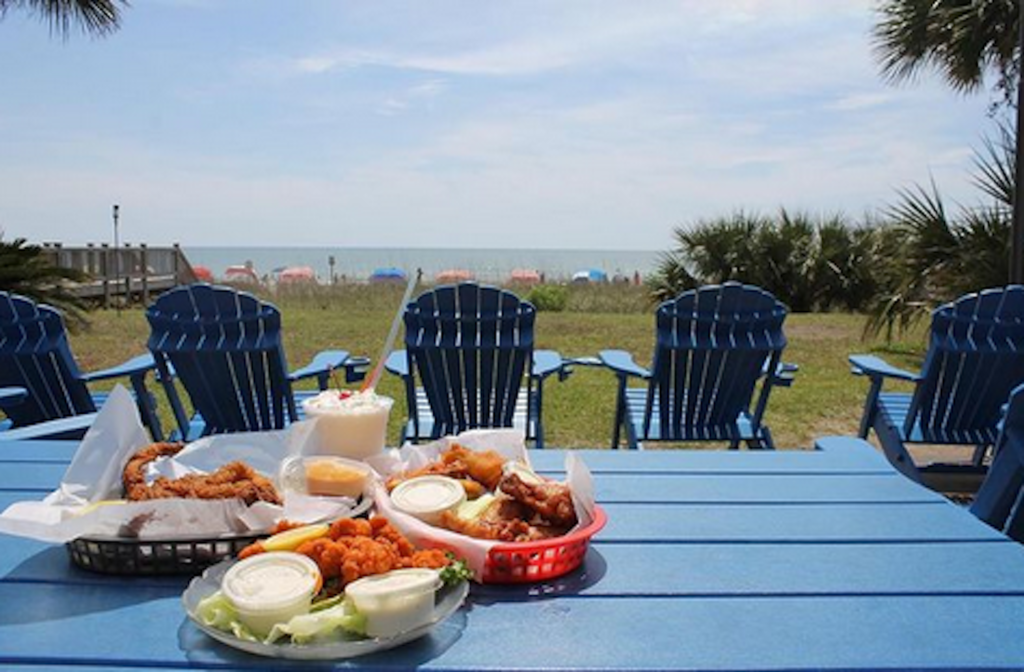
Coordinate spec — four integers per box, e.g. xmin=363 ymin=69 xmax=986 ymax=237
xmin=287 ymin=516 xmax=450 ymax=592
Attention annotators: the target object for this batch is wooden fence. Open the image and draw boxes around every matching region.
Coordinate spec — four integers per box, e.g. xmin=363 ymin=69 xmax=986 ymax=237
xmin=40 ymin=243 xmax=200 ymax=307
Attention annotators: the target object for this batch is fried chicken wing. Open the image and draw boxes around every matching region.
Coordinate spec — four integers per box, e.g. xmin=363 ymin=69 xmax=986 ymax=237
xmin=499 ymin=472 xmax=577 ymax=528
xmin=440 ymin=496 xmax=562 ymax=542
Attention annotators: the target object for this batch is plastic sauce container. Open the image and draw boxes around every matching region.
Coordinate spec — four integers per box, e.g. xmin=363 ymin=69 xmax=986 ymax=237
xmin=390 ymin=475 xmax=466 ymax=525
xmin=279 ymin=455 xmax=371 ymax=499
xmin=345 ymin=568 xmax=442 ymax=638
xmin=305 ymin=457 xmax=370 ymax=497
xmin=221 ymin=552 xmax=322 ymax=637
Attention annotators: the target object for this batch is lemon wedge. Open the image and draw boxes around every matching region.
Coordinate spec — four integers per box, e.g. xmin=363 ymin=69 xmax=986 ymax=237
xmin=262 ymin=523 xmax=330 ymax=552
xmin=74 ymin=499 xmax=127 ymax=517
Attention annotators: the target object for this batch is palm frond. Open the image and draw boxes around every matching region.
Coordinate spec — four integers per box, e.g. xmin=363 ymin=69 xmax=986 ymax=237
xmin=0 ymin=237 xmax=89 ymax=328
xmin=872 ymin=0 xmax=1018 ymax=104
xmin=0 ymin=0 xmax=127 ymax=38
xmin=971 ymin=122 xmax=1015 ymax=207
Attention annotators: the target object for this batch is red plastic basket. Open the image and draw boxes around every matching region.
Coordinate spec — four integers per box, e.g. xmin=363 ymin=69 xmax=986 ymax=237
xmin=481 ymin=505 xmax=607 ymax=583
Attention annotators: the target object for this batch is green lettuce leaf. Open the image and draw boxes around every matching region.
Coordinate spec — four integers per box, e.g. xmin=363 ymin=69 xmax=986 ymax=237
xmin=265 ymin=598 xmax=367 ymax=645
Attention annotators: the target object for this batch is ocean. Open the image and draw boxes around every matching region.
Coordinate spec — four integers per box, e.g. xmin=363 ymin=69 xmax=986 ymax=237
xmin=183 ymin=247 xmax=662 ymax=283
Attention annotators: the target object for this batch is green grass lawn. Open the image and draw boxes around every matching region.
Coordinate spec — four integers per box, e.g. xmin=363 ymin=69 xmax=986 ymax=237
xmin=69 ymin=285 xmax=927 ymax=449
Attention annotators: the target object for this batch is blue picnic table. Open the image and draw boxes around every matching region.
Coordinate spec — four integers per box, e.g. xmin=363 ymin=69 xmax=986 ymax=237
xmin=1 ymin=437 xmax=1024 ymax=670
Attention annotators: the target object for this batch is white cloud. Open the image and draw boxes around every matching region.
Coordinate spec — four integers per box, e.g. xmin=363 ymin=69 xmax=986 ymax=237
xmin=295 ymin=57 xmax=338 ymax=74
xmin=828 ymin=92 xmax=895 ymax=111
xmin=283 ymin=1 xmax=869 ymax=79
xmin=0 ymin=0 xmax=995 ymax=251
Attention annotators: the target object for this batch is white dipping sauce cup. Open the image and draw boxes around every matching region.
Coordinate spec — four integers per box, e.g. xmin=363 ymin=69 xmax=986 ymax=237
xmin=221 ymin=552 xmax=321 ymax=638
xmin=345 ymin=568 xmax=442 ymax=638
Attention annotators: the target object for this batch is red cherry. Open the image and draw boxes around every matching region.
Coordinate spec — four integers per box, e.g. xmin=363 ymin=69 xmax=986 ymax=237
xmin=338 ymin=389 xmax=354 ymax=399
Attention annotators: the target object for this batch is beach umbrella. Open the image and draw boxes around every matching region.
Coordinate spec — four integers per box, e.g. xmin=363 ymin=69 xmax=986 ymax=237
xmin=510 ymin=269 xmax=542 ymax=285
xmin=192 ymin=265 xmax=214 ymax=282
xmin=278 ymin=266 xmax=317 ymax=284
xmin=572 ymin=268 xmax=607 ymax=284
xmin=224 ymin=264 xmax=260 ymax=284
xmin=435 ymin=269 xmax=474 ymax=283
xmin=369 ymin=267 xmax=407 ymax=284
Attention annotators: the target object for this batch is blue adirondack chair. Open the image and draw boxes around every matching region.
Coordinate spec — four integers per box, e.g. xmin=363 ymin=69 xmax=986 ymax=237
xmin=0 ymin=292 xmax=161 ymax=440
xmin=147 ymin=283 xmax=368 ymax=440
xmin=850 ymin=286 xmax=1024 ymax=486
xmin=384 ymin=282 xmax=569 ymax=448
xmin=0 ymin=386 xmax=97 ymax=440
xmin=600 ymin=282 xmax=795 ymax=450
xmin=971 ymin=381 xmax=1024 ymax=542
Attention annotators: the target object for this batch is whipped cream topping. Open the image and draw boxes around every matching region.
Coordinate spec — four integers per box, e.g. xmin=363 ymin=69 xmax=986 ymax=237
xmin=304 ymin=389 xmax=391 ymax=414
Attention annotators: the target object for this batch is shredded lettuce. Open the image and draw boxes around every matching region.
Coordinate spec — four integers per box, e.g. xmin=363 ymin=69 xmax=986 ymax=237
xmin=266 ymin=598 xmax=367 ymax=644
xmin=194 ymin=590 xmax=366 ymax=646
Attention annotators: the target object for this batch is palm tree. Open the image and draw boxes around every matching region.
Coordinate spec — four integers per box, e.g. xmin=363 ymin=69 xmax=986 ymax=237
xmin=647 ymin=211 xmax=886 ymax=312
xmin=0 ymin=0 xmax=127 ymax=38
xmin=864 ymin=126 xmax=1014 ymax=339
xmin=0 ymin=237 xmax=87 ymax=327
xmin=873 ymin=0 xmax=1019 ymax=107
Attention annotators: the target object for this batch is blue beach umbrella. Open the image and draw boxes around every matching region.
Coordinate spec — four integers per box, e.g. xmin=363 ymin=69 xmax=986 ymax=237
xmin=370 ymin=267 xmax=407 ymax=283
xmin=572 ymin=268 xmax=608 ymax=283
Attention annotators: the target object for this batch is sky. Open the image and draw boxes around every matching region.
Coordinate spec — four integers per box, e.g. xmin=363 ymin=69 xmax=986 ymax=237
xmin=0 ymin=0 xmax=1000 ymax=251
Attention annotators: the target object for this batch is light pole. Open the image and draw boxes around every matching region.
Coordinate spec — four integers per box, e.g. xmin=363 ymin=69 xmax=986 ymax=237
xmin=113 ymin=204 xmax=121 ymax=315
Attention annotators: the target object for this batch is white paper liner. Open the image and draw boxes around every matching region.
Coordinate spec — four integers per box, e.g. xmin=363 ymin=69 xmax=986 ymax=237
xmin=0 ymin=387 xmax=370 ymax=543
xmin=365 ymin=429 xmax=595 ymax=579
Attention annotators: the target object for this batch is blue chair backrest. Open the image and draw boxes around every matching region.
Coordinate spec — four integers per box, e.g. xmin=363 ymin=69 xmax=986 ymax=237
xmin=646 ymin=282 xmax=787 ymax=440
xmin=147 ymin=284 xmax=294 ymax=435
xmin=971 ymin=381 xmax=1024 ymax=541
xmin=404 ymin=283 xmax=535 ymax=436
xmin=908 ymin=286 xmax=1024 ymax=444
xmin=0 ymin=292 xmax=94 ymax=426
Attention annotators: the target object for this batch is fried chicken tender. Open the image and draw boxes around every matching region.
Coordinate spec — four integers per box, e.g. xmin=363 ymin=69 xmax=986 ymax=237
xmin=122 ymin=442 xmax=184 ymax=493
xmin=443 ymin=444 xmax=505 ymax=491
xmin=385 ymin=458 xmax=467 ymax=492
xmin=499 ymin=472 xmax=577 ymax=528
xmin=122 ymin=443 xmax=281 ymax=505
xmin=386 ymin=444 xmax=504 ymax=497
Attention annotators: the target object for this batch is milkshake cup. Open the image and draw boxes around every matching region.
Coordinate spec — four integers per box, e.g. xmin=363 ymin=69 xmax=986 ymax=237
xmin=302 ymin=390 xmax=394 ymax=460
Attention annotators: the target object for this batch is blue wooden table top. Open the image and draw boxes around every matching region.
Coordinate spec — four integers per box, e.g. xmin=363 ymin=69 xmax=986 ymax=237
xmin=2 ymin=437 xmax=1024 ymax=671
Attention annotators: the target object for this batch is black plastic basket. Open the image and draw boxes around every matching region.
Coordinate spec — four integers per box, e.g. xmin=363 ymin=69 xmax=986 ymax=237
xmin=65 ymin=532 xmax=263 ymax=575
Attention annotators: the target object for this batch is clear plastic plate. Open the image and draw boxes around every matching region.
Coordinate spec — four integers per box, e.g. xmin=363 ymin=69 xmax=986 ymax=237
xmin=182 ymin=559 xmax=470 ymax=660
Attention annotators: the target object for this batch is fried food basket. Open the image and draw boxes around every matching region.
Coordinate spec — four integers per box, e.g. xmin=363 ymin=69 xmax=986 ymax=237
xmin=65 ymin=532 xmax=264 ymax=576
xmin=481 ymin=506 xmax=607 ymax=583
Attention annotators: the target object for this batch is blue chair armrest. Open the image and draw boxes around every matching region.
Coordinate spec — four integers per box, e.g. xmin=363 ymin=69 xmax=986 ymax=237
xmin=0 ymin=387 xmax=28 ymax=407
xmin=288 ymin=350 xmax=354 ymax=383
xmin=80 ymin=354 xmax=157 ymax=383
xmin=599 ymin=350 xmax=651 ymax=379
xmin=342 ymin=356 xmax=371 ymax=383
xmin=762 ymin=361 xmax=798 ymax=387
xmin=385 ymin=350 xmax=409 ymax=378
xmin=533 ymin=350 xmax=567 ymax=381
xmin=0 ymin=413 xmax=97 ymax=441
xmin=848 ymin=354 xmax=921 ymax=382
